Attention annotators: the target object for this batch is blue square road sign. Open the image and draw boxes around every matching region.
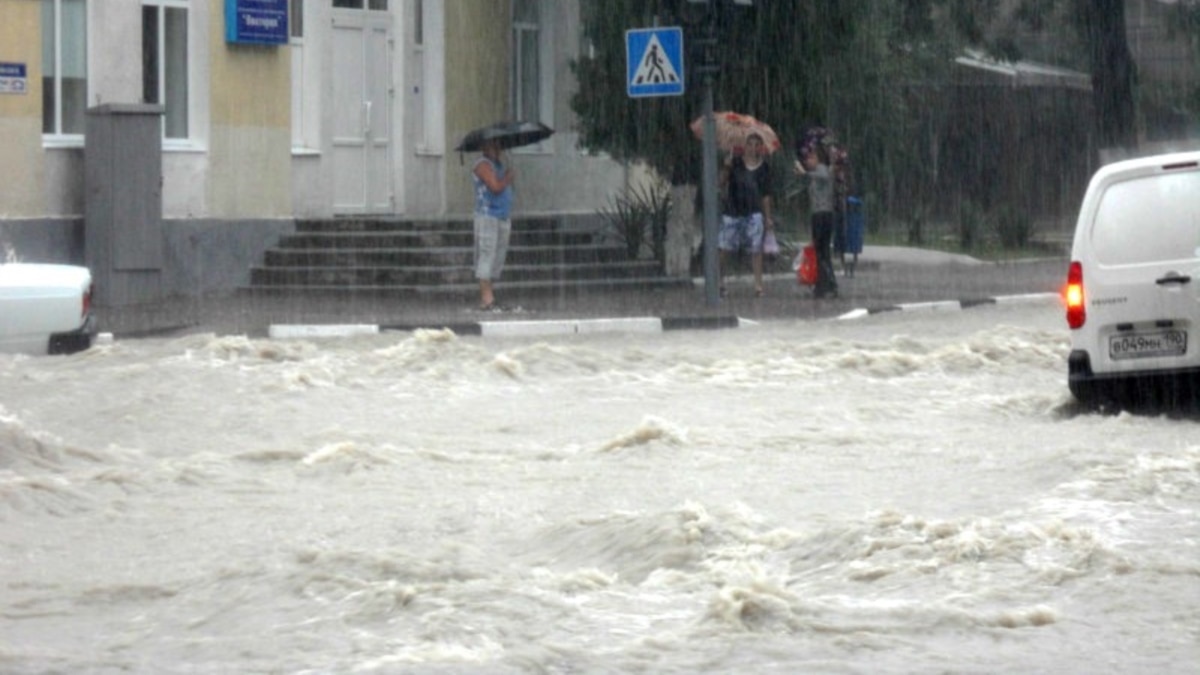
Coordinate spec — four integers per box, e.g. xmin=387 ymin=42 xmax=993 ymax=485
xmin=626 ymin=27 xmax=685 ymax=98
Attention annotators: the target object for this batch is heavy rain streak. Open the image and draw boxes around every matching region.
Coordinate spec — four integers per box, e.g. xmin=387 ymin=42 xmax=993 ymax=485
xmin=2 ymin=302 xmax=1197 ymax=673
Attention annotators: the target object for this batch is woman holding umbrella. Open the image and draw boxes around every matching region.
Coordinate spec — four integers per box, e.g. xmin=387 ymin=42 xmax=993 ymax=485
xmin=457 ymin=121 xmax=551 ymax=312
xmin=471 ymin=138 xmax=516 ymax=312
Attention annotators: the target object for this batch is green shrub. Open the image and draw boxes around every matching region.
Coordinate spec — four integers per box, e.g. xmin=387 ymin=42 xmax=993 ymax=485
xmin=906 ymin=206 xmax=926 ymax=246
xmin=864 ymin=191 xmax=882 ymax=235
xmin=597 ymin=181 xmax=672 ymax=262
xmin=957 ymin=199 xmax=986 ymax=251
xmin=994 ymin=205 xmax=1035 ymax=249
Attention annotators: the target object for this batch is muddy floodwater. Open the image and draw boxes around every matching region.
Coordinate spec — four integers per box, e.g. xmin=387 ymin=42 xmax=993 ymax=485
xmin=2 ymin=302 xmax=1197 ymax=674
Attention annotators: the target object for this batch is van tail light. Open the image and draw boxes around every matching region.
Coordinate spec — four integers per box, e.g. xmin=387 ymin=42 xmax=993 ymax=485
xmin=82 ymin=283 xmax=93 ymax=319
xmin=1065 ymin=261 xmax=1085 ymax=329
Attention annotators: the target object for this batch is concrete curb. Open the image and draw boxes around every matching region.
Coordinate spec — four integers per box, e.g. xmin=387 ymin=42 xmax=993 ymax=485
xmin=269 ymin=315 xmax=745 ymax=339
xmin=267 ymin=324 xmax=381 ymax=339
xmin=837 ymin=292 xmax=1061 ymax=320
xmin=265 ymin=293 xmax=1060 ymax=339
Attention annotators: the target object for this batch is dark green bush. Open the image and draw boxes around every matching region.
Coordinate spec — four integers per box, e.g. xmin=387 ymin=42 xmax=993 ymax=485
xmin=906 ymin=206 xmax=926 ymax=246
xmin=957 ymin=199 xmax=986 ymax=251
xmin=994 ymin=205 xmax=1035 ymax=249
xmin=597 ymin=181 xmax=672 ymax=262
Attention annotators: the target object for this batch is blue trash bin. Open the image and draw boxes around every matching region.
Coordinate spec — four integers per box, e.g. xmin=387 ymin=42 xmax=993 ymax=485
xmin=845 ymin=196 xmax=865 ymax=255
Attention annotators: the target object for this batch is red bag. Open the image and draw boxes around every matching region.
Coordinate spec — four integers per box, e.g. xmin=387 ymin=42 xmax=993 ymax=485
xmin=796 ymin=244 xmax=818 ymax=286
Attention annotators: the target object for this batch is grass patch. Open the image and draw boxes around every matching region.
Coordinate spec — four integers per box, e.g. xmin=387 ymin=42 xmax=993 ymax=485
xmin=866 ymin=223 xmax=1069 ymax=262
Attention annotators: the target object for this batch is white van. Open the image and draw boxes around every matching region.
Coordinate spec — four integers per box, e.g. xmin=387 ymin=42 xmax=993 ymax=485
xmin=1065 ymin=150 xmax=1200 ymax=409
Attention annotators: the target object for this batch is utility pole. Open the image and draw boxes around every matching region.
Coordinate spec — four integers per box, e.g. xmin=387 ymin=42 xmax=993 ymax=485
xmin=688 ymin=0 xmax=753 ymax=306
xmin=697 ymin=9 xmax=720 ymax=306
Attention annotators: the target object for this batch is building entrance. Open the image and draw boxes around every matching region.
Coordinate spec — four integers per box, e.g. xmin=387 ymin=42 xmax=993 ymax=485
xmin=331 ymin=5 xmax=394 ymax=213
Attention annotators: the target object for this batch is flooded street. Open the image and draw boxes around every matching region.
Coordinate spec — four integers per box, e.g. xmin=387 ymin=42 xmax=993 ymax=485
xmin=6 ymin=0 xmax=1196 ymax=671
xmin=2 ymin=301 xmax=1197 ymax=674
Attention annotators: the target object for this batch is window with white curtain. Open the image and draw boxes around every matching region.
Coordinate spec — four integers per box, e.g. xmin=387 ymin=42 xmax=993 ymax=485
xmin=290 ymin=0 xmax=318 ymax=150
xmin=142 ymin=0 xmax=189 ymax=140
xmin=511 ymin=0 xmax=540 ymax=123
xmin=412 ymin=0 xmax=444 ymax=153
xmin=41 ymin=0 xmax=88 ymax=138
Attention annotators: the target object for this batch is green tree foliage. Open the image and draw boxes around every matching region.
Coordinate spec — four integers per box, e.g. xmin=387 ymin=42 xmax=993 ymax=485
xmin=946 ymin=0 xmax=1144 ymax=150
xmin=1164 ymin=1 xmax=1200 ymax=118
xmin=573 ymin=0 xmax=1174 ymax=187
xmin=572 ymin=0 xmax=1189 ymax=243
xmin=570 ymin=0 xmax=964 ymax=191
xmin=1073 ymin=0 xmax=1137 ymax=149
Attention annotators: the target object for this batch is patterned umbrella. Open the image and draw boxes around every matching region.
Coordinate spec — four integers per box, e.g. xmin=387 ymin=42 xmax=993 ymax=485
xmin=795 ymin=125 xmax=837 ymax=158
xmin=690 ymin=112 xmax=781 ymax=155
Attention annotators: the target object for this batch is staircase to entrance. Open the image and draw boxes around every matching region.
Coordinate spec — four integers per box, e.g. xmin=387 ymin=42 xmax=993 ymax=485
xmin=247 ymin=216 xmax=689 ymax=298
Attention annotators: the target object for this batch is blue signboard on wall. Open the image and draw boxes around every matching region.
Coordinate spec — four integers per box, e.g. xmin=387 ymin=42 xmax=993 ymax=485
xmin=225 ymin=0 xmax=288 ymax=45
xmin=0 ymin=62 xmax=28 ymax=94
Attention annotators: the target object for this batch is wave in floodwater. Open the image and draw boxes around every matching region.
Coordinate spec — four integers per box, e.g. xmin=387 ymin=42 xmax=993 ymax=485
xmin=1 ymin=307 xmax=1197 ymax=673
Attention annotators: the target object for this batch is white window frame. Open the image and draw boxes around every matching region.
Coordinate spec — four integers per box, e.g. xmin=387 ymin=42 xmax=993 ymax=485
xmin=41 ymin=0 xmax=89 ymax=147
xmin=142 ymin=0 xmax=191 ymax=145
xmin=290 ymin=0 xmax=319 ymax=153
xmin=510 ymin=0 xmax=552 ymax=153
xmin=413 ymin=0 xmax=445 ymax=155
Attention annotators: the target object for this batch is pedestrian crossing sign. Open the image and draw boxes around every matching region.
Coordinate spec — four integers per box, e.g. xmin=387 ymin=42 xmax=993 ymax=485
xmin=626 ymin=27 xmax=685 ymax=98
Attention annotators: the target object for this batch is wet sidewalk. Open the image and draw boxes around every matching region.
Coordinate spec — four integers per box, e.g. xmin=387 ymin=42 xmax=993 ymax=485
xmin=98 ymin=246 xmax=1068 ymax=338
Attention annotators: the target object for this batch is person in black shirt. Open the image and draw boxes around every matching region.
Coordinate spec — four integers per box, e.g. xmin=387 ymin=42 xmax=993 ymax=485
xmin=718 ymin=133 xmax=774 ymax=297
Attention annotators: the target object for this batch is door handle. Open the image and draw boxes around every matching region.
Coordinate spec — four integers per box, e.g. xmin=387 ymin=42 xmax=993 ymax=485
xmin=363 ymin=100 xmax=372 ymax=136
xmin=1156 ymin=272 xmax=1192 ymax=286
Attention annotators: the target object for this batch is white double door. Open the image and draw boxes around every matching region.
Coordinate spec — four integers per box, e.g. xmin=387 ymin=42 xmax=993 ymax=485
xmin=332 ymin=8 xmax=395 ymax=213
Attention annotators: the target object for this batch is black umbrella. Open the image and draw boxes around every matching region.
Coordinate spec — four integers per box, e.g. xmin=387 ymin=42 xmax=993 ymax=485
xmin=455 ymin=120 xmax=554 ymax=153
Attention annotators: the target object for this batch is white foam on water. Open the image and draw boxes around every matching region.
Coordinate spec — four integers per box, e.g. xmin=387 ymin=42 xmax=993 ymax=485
xmin=0 ymin=303 xmax=1196 ymax=673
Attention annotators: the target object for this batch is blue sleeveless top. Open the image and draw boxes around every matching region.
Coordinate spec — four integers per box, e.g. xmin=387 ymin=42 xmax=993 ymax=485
xmin=473 ymin=157 xmax=513 ymax=219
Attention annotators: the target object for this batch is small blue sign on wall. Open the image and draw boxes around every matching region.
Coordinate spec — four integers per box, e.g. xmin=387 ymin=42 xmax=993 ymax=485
xmin=225 ymin=0 xmax=288 ymax=46
xmin=0 ymin=62 xmax=28 ymax=95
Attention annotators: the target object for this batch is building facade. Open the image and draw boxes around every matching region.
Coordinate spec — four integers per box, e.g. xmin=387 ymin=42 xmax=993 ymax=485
xmin=0 ymin=0 xmax=631 ymax=296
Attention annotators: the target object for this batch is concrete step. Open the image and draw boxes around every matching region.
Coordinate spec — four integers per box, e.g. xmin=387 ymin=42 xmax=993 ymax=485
xmin=262 ymin=244 xmax=625 ymax=267
xmin=241 ymin=275 xmax=693 ymax=299
xmin=249 ymin=216 xmax=678 ymax=295
xmin=295 ymin=216 xmax=562 ymax=233
xmin=249 ymin=260 xmax=664 ymax=287
xmin=278 ymin=229 xmax=597 ymax=249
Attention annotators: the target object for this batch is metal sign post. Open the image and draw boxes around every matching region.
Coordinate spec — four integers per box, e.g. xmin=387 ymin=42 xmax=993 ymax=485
xmin=690 ymin=2 xmax=722 ymax=306
xmin=700 ymin=73 xmax=719 ymax=306
xmin=631 ymin=4 xmax=753 ymax=306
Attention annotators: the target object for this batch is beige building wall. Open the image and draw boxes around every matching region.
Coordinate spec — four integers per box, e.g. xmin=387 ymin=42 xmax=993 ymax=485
xmin=438 ymin=0 xmax=632 ymax=219
xmin=0 ymin=0 xmax=45 ymax=218
xmin=205 ymin=1 xmax=291 ymax=218
xmin=443 ymin=0 xmax=509 ymax=215
xmin=516 ymin=0 xmax=633 ymax=216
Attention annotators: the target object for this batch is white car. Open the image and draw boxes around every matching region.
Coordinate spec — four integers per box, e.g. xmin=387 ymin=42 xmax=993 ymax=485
xmin=1065 ymin=150 xmax=1200 ymax=409
xmin=0 ymin=263 xmax=97 ymax=355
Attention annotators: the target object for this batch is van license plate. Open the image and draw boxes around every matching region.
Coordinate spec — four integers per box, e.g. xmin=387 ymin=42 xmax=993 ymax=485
xmin=1109 ymin=330 xmax=1188 ymax=360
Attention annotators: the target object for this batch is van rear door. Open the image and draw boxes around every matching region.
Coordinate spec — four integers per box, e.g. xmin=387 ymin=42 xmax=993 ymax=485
xmin=1083 ymin=163 xmax=1200 ymax=375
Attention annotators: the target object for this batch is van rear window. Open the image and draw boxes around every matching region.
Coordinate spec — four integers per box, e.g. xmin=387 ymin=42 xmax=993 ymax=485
xmin=1092 ymin=172 xmax=1200 ymax=265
